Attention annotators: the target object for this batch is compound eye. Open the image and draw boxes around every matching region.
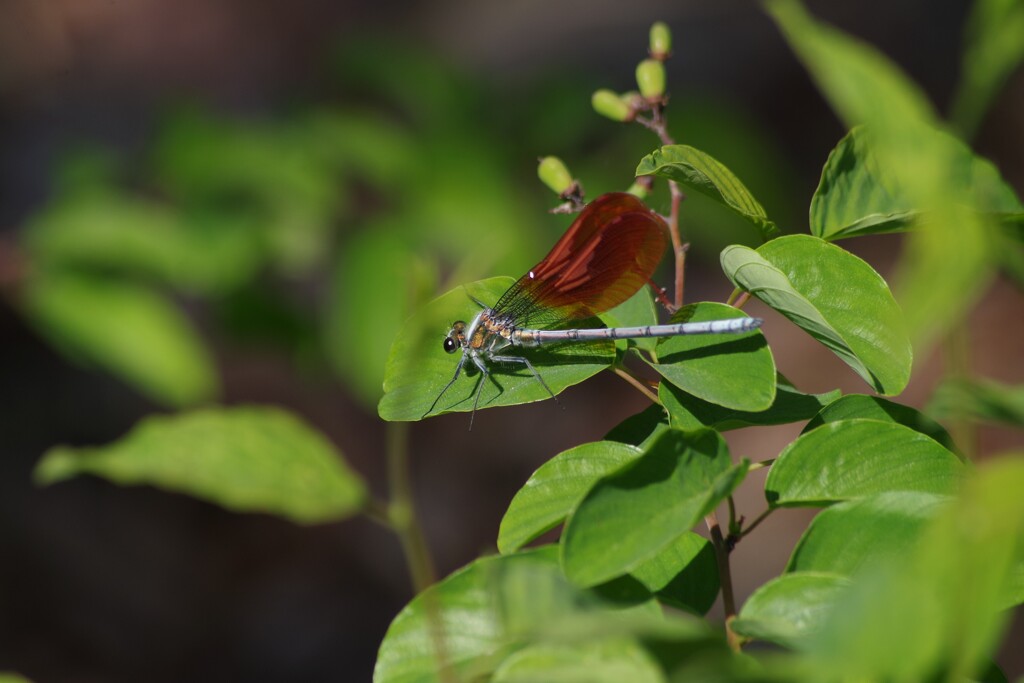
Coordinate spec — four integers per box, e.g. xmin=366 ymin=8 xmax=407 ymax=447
xmin=443 ymin=337 xmax=458 ymax=354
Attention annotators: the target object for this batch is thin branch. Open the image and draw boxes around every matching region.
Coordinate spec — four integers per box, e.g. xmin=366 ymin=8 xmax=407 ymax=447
xmin=732 ymin=291 xmax=751 ymax=309
xmin=734 ymin=507 xmax=774 ymax=542
xmin=613 ymin=365 xmax=660 ymax=404
xmin=705 ymin=510 xmax=742 ymax=652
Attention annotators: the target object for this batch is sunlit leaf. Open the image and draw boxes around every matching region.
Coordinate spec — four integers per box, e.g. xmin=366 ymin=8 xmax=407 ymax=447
xmin=786 ymin=492 xmax=951 ymax=575
xmin=765 ymin=419 xmax=964 ymax=506
xmin=562 ymin=429 xmax=746 ymax=587
xmin=636 ymin=145 xmax=778 ymax=241
xmin=22 ymin=272 xmax=217 ymax=407
xmin=378 ymin=278 xmax=615 ymax=422
xmin=498 ymin=441 xmax=643 ymax=554
xmin=732 ymin=572 xmax=851 ymax=648
xmin=804 ymin=393 xmax=957 ymax=453
xmin=648 ymin=302 xmax=775 ymax=412
xmin=721 ymin=235 xmax=911 ymax=395
xmin=35 ymin=406 xmax=366 ymax=524
xmin=660 ymin=374 xmax=839 ymax=431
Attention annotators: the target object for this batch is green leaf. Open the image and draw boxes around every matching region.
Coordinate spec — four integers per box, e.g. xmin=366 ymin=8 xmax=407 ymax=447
xmin=927 ymin=377 xmax=1024 ymax=428
xmin=804 ymin=393 xmax=958 ymax=453
xmin=562 ymin=429 xmax=746 ymax=587
xmin=603 ymin=405 xmax=669 ymax=448
xmin=492 ymin=638 xmax=665 ymax=683
xmin=23 ymin=193 xmax=264 ymax=294
xmin=35 ymin=406 xmax=366 ymax=524
xmin=636 ymin=532 xmax=718 ymax=615
xmin=326 ymin=226 xmax=436 ymax=407
xmin=786 ymin=492 xmax=951 ymax=575
xmin=732 ymin=572 xmax=851 ymax=648
xmin=660 ymin=374 xmax=839 ymax=431
xmin=498 ymin=441 xmax=643 ymax=554
xmin=22 ymin=272 xmax=217 ymax=407
xmin=809 ymin=126 xmax=1022 ymax=241
xmin=950 ymin=0 xmax=1024 ymax=139
xmin=721 ymin=235 xmax=911 ymax=395
xmin=765 ymin=0 xmax=1002 ymax=354
xmin=378 ymin=278 xmax=615 ymax=422
xmin=636 ymin=145 xmax=779 ymax=241
xmin=375 ymin=547 xmax=713 ymax=683
xmin=804 ymin=456 xmax=1024 ymax=680
xmin=0 ymin=674 xmax=33 ymax=683
xmin=647 ymin=302 xmax=776 ymax=412
xmin=765 ymin=419 xmax=964 ymax=507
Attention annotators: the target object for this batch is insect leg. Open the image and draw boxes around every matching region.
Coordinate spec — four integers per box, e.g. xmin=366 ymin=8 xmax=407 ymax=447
xmin=490 ymin=354 xmax=559 ymax=405
xmin=424 ymin=352 xmax=468 ymax=418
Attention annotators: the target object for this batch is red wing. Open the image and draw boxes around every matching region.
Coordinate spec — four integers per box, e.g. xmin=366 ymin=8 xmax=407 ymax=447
xmin=492 ymin=192 xmax=668 ymax=326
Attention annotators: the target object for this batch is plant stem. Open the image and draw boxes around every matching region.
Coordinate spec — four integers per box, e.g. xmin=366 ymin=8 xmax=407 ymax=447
xmin=945 ymin=325 xmax=977 ymax=460
xmin=704 ymin=511 xmax=742 ymax=652
xmin=734 ymin=507 xmax=774 ymax=542
xmin=613 ymin=365 xmax=660 ymax=404
xmin=386 ymin=422 xmax=436 ymax=591
xmin=385 ymin=423 xmax=454 ymax=683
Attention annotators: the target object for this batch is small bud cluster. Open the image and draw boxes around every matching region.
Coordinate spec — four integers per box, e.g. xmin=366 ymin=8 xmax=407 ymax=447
xmin=540 ymin=21 xmax=674 ymax=209
xmin=591 ymin=21 xmax=673 ymax=123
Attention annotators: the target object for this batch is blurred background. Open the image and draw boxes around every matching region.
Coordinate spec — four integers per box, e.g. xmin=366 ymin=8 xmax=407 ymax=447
xmin=0 ymin=0 xmax=1021 ymax=680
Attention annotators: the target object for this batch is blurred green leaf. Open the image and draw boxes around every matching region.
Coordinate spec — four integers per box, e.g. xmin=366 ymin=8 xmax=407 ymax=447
xmin=721 ymin=235 xmax=911 ymax=395
xmin=927 ymin=377 xmax=1024 ymax=427
xmin=326 ymin=226 xmax=436 ymax=407
xmin=492 ymin=638 xmax=665 ymax=683
xmin=302 ymin=109 xmax=419 ymax=190
xmin=786 ymin=492 xmax=950 ymax=575
xmin=0 ymin=675 xmax=33 ymax=683
xmin=35 ymin=406 xmax=366 ymax=524
xmin=22 ymin=272 xmax=217 ymax=407
xmin=766 ymin=419 xmax=963 ymax=507
xmin=765 ymin=0 xmax=1001 ymax=353
xmin=648 ymin=302 xmax=775 ymax=412
xmin=375 ymin=547 xmax=715 ymax=683
xmin=804 ymin=393 xmax=957 ymax=453
xmin=732 ymin=572 xmax=851 ymax=648
xmin=24 ymin=193 xmax=264 ymax=294
xmin=636 ymin=145 xmax=779 ymax=241
xmin=378 ymin=278 xmax=615 ymax=422
xmin=804 ymin=456 xmax=1024 ymax=680
xmin=154 ymin=109 xmax=342 ymax=274
xmin=562 ymin=429 xmax=746 ymax=587
xmin=660 ymin=374 xmax=838 ymax=431
xmin=950 ymin=0 xmax=1024 ymax=138
xmin=498 ymin=441 xmax=643 ymax=555
xmin=809 ymin=127 xmax=1022 ymax=241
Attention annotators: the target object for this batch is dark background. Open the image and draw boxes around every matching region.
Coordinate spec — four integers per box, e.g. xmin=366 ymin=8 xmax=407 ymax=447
xmin=1 ymin=1 xmax=1021 ymax=681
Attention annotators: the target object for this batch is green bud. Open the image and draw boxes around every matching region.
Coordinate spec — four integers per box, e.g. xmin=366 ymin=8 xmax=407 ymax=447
xmin=636 ymin=59 xmax=666 ymax=99
xmin=649 ymin=22 xmax=672 ymax=60
xmin=537 ymin=156 xmax=574 ymax=195
xmin=591 ymin=89 xmax=631 ymax=122
xmin=625 ymin=181 xmax=649 ymax=199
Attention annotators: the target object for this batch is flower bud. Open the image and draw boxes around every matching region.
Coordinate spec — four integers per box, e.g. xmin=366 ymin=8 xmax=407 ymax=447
xmin=636 ymin=59 xmax=666 ymax=100
xmin=649 ymin=22 xmax=672 ymax=60
xmin=537 ymin=156 xmax=574 ymax=195
xmin=591 ymin=89 xmax=631 ymax=122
